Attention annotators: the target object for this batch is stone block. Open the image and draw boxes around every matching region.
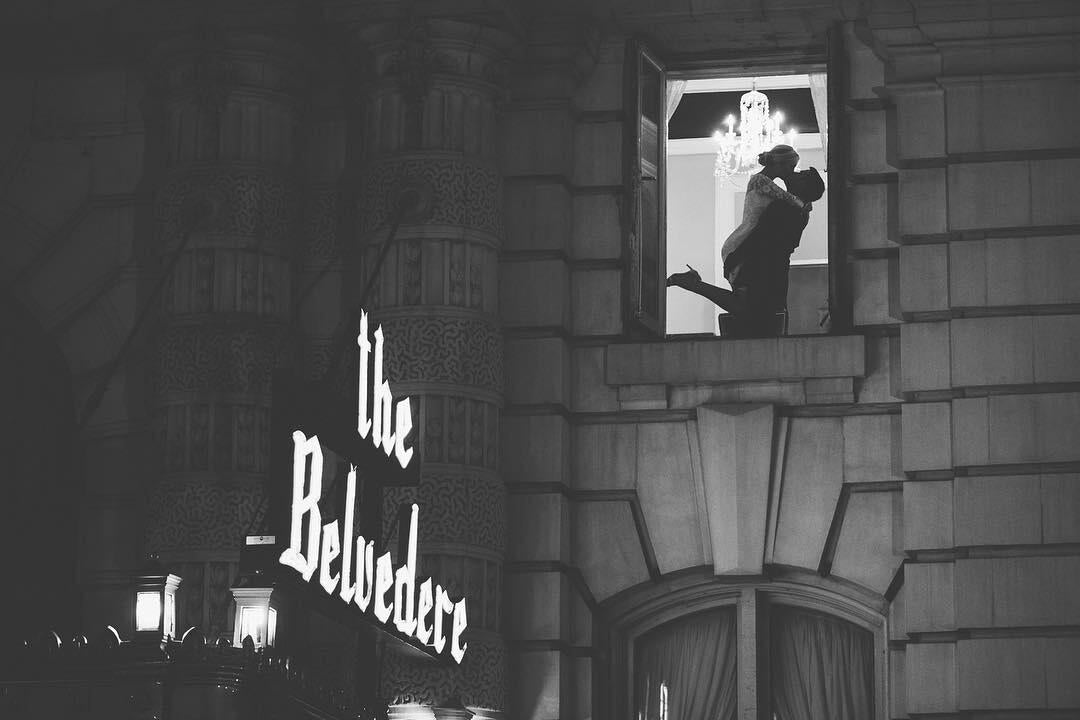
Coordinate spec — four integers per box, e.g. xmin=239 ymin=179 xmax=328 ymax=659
xmin=954 ymin=558 xmax=994 ymax=628
xmin=697 ymin=404 xmax=775 ymax=575
xmin=898 ymin=168 xmax=946 ymax=236
xmin=903 ymin=562 xmax=955 ymax=632
xmin=574 ymin=58 xmax=622 ymax=112
xmin=852 ymin=257 xmax=899 ymax=326
xmin=573 ymin=121 xmax=621 ymax=187
xmin=991 ymin=556 xmax=1080 ymax=628
xmin=500 ymin=106 xmax=572 ymax=177
xmin=950 ymin=316 xmax=1033 ymax=387
xmin=893 ymin=88 xmax=945 ymax=159
xmin=572 ymin=191 xmax=621 ymax=260
xmin=903 ymin=480 xmax=953 ymax=550
xmin=512 ymin=649 xmax=562 ymax=720
xmin=948 ymin=240 xmax=986 ymax=307
xmin=843 ymin=414 xmax=902 ymax=483
xmin=954 ymin=475 xmax=1041 ymax=546
xmin=6 ymin=139 xmax=92 ymax=233
xmin=771 ymin=417 xmax=844 ymax=571
xmin=900 ymin=321 xmax=951 ymax=392
xmin=635 ymin=421 xmax=709 ymax=574
xmin=830 ymin=490 xmax=903 ymax=594
xmin=906 ymin=642 xmax=956 ymax=714
xmin=848 ymin=109 xmax=890 ymax=175
xmin=950 ymin=397 xmax=989 ymax=467
xmin=899 ymin=244 xmax=948 ymax=315
xmin=1046 ymin=638 xmax=1080 ymax=707
xmin=985 ymin=235 xmax=1080 ymax=307
xmin=902 ymin=402 xmax=952 ymax=471
xmin=858 ymin=335 xmax=901 ymax=403
xmin=616 ymin=384 xmax=666 ymax=411
xmin=803 ymin=377 xmax=854 ymax=404
xmin=1041 ymin=473 xmax=1080 ymax=543
xmin=500 ymin=260 xmax=568 ymax=328
xmin=947 ymin=76 xmax=1080 ymax=154
xmin=948 ymin=161 xmax=1030 ymax=230
xmin=501 ymin=414 xmax=569 ymax=486
xmin=572 ymin=501 xmax=650 ymax=601
xmin=505 ymin=337 xmax=569 ymax=406
xmin=508 ymin=492 xmax=568 ymax=564
xmin=1033 ymin=315 xmax=1080 ymax=383
xmin=776 ymin=335 xmax=865 ymax=379
xmin=571 ymin=268 xmax=621 ymax=336
xmin=571 ymin=346 xmax=618 ymax=412
xmin=572 ymin=424 xmax=637 ymax=490
xmin=785 ymin=263 xmax=829 ymax=335
xmin=1032 ymin=158 xmax=1080 ymax=226
xmin=978 ymin=392 xmax=1080 ymax=465
xmin=506 ymin=571 xmax=563 ymax=639
xmin=849 ymin=182 xmax=894 ymax=250
xmin=889 ymin=649 xmax=907 ymax=719
xmin=957 ymin=638 xmax=1045 ymax=709
xmin=504 ymin=181 xmax=571 ymax=253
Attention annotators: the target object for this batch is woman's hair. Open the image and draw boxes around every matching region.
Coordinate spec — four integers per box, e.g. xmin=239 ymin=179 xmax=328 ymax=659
xmin=757 ymin=144 xmax=799 ymax=168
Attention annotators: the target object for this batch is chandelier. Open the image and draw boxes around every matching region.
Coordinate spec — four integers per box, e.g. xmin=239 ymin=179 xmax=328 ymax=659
xmin=713 ymin=83 xmax=797 ymax=186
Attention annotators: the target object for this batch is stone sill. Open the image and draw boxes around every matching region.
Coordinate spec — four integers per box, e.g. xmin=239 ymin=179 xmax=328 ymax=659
xmin=605 ymin=334 xmax=866 ymax=406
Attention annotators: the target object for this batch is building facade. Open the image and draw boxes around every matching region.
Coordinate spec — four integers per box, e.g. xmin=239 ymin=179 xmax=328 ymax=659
xmin=1 ymin=0 xmax=1079 ymax=718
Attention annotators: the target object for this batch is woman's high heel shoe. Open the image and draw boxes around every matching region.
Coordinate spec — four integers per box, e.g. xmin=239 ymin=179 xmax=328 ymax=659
xmin=666 ymin=264 xmax=702 ymax=288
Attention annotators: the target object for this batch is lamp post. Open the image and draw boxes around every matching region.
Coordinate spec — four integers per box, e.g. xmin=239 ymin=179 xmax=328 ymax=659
xmin=133 ymin=558 xmax=182 ymax=643
xmin=230 ymin=576 xmax=282 ymax=650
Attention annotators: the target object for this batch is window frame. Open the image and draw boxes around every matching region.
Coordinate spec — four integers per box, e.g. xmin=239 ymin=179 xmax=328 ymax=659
xmin=623 ymin=30 xmax=850 ymax=338
xmin=602 ymin=567 xmax=888 ymax=720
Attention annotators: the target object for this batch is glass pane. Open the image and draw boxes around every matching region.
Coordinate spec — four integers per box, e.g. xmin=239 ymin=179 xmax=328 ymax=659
xmin=135 ymin=592 xmax=161 ymax=632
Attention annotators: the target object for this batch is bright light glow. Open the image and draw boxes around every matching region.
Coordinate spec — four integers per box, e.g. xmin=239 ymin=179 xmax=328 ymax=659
xmin=268 ymin=608 xmax=278 ymax=647
xmin=164 ymin=592 xmax=176 ymax=639
xmin=712 ymin=82 xmax=795 ymax=187
xmin=660 ymin=682 xmax=668 ymax=720
xmin=239 ymin=606 xmax=267 ymax=646
xmin=136 ymin=592 xmax=161 ymax=632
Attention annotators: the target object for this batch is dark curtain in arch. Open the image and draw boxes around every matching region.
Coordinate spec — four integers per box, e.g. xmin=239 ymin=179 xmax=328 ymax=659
xmin=634 ymin=608 xmax=737 ymax=720
xmin=770 ymin=606 xmax=874 ymax=720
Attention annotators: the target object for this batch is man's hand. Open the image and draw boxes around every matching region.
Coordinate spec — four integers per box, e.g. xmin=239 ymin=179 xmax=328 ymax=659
xmin=802 ymin=201 xmax=813 ymax=214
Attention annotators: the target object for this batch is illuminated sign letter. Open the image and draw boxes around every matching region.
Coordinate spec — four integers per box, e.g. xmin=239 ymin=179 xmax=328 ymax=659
xmin=371 ymin=325 xmax=396 ymax=457
xmin=357 ymin=314 xmax=372 ymax=439
xmin=339 ymin=467 xmax=358 ymax=604
xmin=393 ymin=504 xmax=419 ymax=636
xmin=319 ymin=521 xmax=340 ymax=594
xmin=432 ymin=585 xmax=454 ymax=654
xmin=374 ymin=551 xmax=394 ymax=623
xmin=450 ymin=599 xmax=468 ymax=664
xmin=416 ymin=578 xmax=434 ymax=645
xmin=354 ymin=535 xmax=375 ymax=612
xmin=279 ymin=431 xmax=322 ymax=582
xmin=394 ymin=397 xmax=414 ymax=469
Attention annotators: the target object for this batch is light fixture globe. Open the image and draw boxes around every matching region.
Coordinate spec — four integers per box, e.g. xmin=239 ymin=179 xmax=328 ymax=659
xmin=713 ymin=81 xmax=797 ymax=187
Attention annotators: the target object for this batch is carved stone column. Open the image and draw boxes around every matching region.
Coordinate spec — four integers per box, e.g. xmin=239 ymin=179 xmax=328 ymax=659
xmin=141 ymin=30 xmax=306 ymax=640
xmin=342 ymin=18 xmax=515 ymax=716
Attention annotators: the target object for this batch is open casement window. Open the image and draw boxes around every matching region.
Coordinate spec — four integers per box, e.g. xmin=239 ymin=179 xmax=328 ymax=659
xmin=623 ymin=24 xmax=851 ymax=338
xmin=623 ymin=39 xmax=667 ymax=337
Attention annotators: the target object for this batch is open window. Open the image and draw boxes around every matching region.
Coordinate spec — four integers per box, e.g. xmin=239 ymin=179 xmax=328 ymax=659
xmin=623 ymin=32 xmax=848 ymax=338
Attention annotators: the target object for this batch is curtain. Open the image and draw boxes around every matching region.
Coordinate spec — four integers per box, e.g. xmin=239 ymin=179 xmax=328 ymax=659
xmin=635 ymin=609 xmax=737 ymax=720
xmin=666 ymin=79 xmax=687 ymax=122
xmin=807 ymin=73 xmax=828 ymax=158
xmin=770 ymin=606 xmax=874 ymax=720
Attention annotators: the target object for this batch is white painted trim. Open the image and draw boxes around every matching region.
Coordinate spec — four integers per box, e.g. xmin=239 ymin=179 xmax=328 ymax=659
xmin=683 ymin=74 xmax=811 ymax=93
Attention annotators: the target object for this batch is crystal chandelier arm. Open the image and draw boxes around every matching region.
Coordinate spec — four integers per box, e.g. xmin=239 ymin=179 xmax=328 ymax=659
xmin=747 ymin=172 xmax=806 ymax=208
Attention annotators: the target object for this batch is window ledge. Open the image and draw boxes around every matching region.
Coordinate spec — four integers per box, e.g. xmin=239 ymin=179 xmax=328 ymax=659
xmin=605 ymin=334 xmax=865 ymax=406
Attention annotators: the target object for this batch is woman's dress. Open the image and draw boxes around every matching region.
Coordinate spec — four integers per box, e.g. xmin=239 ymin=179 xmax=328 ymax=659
xmin=719 ymin=172 xmax=805 ymax=277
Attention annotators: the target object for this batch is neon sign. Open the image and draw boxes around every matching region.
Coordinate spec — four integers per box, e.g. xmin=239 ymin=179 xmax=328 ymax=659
xmin=278 ymin=312 xmax=468 ymax=663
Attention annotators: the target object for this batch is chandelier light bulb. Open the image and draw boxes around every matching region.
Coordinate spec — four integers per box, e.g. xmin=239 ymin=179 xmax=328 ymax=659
xmin=713 ymin=84 xmax=793 ymax=185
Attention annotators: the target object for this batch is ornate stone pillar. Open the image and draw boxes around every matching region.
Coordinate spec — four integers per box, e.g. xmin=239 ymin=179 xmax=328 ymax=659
xmin=141 ymin=30 xmax=306 ymax=640
xmin=342 ymin=18 xmax=515 ymax=716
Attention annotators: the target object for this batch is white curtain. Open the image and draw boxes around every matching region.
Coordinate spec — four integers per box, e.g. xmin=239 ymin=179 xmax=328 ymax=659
xmin=808 ymin=72 xmax=828 ymax=159
xmin=666 ymin=79 xmax=687 ymax=122
xmin=635 ymin=608 xmax=737 ymax=720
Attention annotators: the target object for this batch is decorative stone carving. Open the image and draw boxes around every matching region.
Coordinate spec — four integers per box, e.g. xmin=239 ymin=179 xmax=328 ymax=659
xmin=379 ymin=633 xmax=507 ymax=710
xmin=378 ymin=317 xmax=503 ymax=394
xmin=145 ymin=480 xmax=266 ymax=553
xmin=155 ymin=323 xmax=285 ymax=396
xmin=357 ymin=157 xmax=501 ymax=237
xmin=382 ymin=473 xmax=505 ymax=554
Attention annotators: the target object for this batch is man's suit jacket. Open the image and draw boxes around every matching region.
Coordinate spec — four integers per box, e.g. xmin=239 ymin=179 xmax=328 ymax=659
xmin=722 ymin=199 xmax=810 ymax=314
